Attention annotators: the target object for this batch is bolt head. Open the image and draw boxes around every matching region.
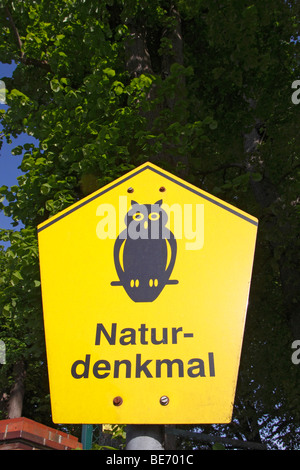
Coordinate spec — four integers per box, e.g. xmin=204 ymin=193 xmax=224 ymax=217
xmin=113 ymin=396 xmax=123 ymax=406
xmin=160 ymin=395 xmax=169 ymax=406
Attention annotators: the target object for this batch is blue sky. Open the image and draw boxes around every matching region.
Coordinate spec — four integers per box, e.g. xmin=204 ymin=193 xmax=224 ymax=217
xmin=0 ymin=62 xmax=39 ymax=248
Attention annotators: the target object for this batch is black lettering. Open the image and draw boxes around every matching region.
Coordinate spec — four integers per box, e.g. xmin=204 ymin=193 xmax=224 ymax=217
xmin=114 ymin=359 xmax=132 ymax=378
xmin=172 ymin=327 xmax=183 ymax=344
xmin=135 ymin=354 xmax=153 ymax=378
xmin=138 ymin=324 xmax=148 ymax=345
xmin=95 ymin=323 xmax=117 ymax=345
xmin=187 ymin=358 xmax=205 ymax=377
xmin=151 ymin=328 xmax=167 ymax=345
xmin=208 ymin=352 xmax=215 ymax=376
xmin=120 ymin=328 xmax=136 ymax=345
xmin=93 ymin=359 xmax=111 ymax=378
xmin=71 ymin=354 xmax=90 ymax=379
xmin=156 ymin=359 xmax=184 ymax=377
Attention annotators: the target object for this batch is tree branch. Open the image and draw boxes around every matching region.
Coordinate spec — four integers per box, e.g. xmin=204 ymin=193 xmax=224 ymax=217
xmin=196 ymin=162 xmax=244 ymax=176
xmin=5 ymin=6 xmax=24 ymax=58
xmin=5 ymin=6 xmax=51 ymax=72
xmin=165 ymin=427 xmax=267 ymax=450
xmin=19 ymin=56 xmax=51 ymax=71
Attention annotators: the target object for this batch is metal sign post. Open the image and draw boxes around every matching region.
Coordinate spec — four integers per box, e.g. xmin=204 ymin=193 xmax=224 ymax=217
xmin=126 ymin=425 xmax=165 ymax=450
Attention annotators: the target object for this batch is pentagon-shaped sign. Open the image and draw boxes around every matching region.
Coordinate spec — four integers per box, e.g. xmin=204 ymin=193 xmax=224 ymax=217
xmin=38 ymin=162 xmax=258 ymax=424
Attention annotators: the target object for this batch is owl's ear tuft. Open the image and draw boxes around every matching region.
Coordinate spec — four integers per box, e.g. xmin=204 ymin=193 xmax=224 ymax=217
xmin=155 ymin=199 xmax=163 ymax=206
xmin=131 ymin=200 xmax=138 ymax=206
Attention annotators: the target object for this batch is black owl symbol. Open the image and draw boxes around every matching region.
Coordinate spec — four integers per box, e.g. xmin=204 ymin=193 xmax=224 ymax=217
xmin=111 ymin=200 xmax=178 ymax=302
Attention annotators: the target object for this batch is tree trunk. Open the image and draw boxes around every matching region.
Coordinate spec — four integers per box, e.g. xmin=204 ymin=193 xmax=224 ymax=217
xmin=124 ymin=17 xmax=161 ymax=133
xmin=161 ymin=4 xmax=185 ymax=104
xmin=7 ymin=360 xmax=26 ymax=419
xmin=125 ymin=19 xmax=153 ymax=79
xmin=160 ymin=4 xmax=189 ymax=174
xmin=244 ymin=122 xmax=300 ymax=342
xmin=124 ymin=5 xmax=188 ymax=176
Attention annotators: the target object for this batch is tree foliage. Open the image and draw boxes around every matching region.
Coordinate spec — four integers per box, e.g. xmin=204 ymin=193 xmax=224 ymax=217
xmin=0 ymin=0 xmax=299 ymax=448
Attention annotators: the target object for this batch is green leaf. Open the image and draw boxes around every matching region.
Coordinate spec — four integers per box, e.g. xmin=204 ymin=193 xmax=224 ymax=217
xmin=103 ymin=68 xmax=116 ymax=77
xmin=209 ymin=120 xmax=218 ymax=130
xmin=251 ymin=172 xmax=262 ymax=182
xmin=50 ymin=79 xmax=61 ymax=93
xmin=40 ymin=183 xmax=51 ymax=195
xmin=23 ymin=143 xmax=34 ymax=150
xmin=113 ymin=84 xmax=124 ymax=96
xmin=11 ymin=145 xmax=23 ymax=156
xmin=45 ymin=199 xmax=54 ymax=212
xmin=212 ymin=442 xmax=226 ymax=450
xmin=12 ymin=271 xmax=24 ymax=282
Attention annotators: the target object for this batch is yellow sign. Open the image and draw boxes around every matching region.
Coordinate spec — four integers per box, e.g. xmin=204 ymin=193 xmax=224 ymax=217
xmin=37 ymin=162 xmax=258 ymax=424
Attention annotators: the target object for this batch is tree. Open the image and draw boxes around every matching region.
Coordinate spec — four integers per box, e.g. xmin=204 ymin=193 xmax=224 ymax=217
xmin=0 ymin=228 xmax=49 ymax=421
xmin=0 ymin=0 xmax=299 ymax=448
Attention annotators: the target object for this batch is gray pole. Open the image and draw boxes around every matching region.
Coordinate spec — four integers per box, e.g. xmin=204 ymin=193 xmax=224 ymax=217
xmin=126 ymin=425 xmax=165 ymax=450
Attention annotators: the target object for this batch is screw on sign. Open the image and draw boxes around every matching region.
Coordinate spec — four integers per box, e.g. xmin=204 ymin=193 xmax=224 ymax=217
xmin=113 ymin=396 xmax=123 ymax=407
xmin=160 ymin=396 xmax=169 ymax=406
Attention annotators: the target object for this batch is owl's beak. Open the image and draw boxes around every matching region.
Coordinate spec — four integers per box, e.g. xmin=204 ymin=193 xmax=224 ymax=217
xmin=144 ymin=221 xmax=148 ymax=230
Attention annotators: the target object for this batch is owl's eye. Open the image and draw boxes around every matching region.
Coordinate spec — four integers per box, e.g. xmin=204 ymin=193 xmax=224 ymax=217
xmin=133 ymin=212 xmax=144 ymax=221
xmin=149 ymin=212 xmax=160 ymax=221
